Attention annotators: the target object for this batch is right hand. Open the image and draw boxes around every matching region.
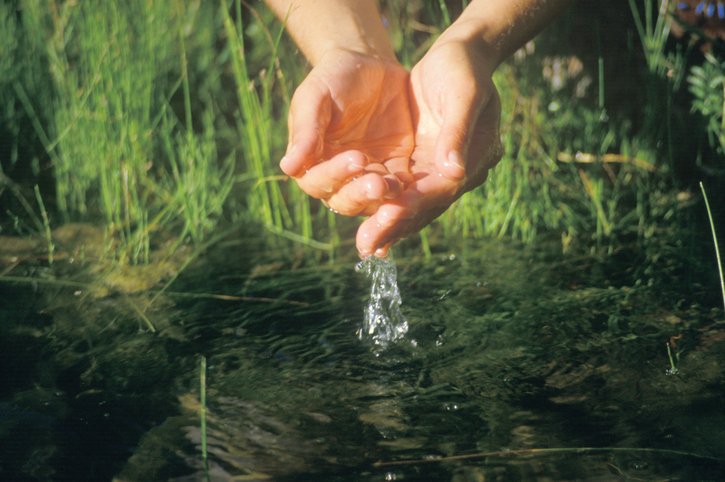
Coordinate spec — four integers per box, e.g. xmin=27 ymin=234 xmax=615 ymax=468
xmin=280 ymin=49 xmax=415 ymax=216
xmin=355 ymin=38 xmax=503 ymax=257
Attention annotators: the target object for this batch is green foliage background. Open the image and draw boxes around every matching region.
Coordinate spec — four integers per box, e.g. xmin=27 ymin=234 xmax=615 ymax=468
xmin=0 ymin=0 xmax=723 ymax=265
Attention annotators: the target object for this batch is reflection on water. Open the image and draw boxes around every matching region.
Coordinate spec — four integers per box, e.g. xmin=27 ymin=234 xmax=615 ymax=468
xmin=1 ymin=229 xmax=724 ymax=481
xmin=355 ymin=255 xmax=409 ymax=349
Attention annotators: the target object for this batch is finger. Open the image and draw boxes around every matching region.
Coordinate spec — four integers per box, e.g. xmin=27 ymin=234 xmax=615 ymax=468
xmin=460 ymin=89 xmax=503 ymax=190
xmin=356 ymin=202 xmax=415 ymax=258
xmin=383 ymin=156 xmax=415 ymax=185
xmin=434 ymin=85 xmax=486 ymax=181
xmin=355 ymin=172 xmax=460 ymax=257
xmin=326 ymin=172 xmax=402 ymax=217
xmin=364 ymin=163 xmax=406 ymax=196
xmin=280 ymin=79 xmax=332 ymax=177
xmin=295 ymin=150 xmax=368 ymax=199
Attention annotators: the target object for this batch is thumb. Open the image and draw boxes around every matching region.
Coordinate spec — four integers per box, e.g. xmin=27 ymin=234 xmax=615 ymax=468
xmin=280 ymin=78 xmax=332 ymax=177
xmin=434 ymin=89 xmax=483 ymax=181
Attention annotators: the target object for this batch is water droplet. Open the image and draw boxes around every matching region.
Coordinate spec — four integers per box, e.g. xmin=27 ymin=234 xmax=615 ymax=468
xmin=629 ymin=460 xmax=648 ymax=470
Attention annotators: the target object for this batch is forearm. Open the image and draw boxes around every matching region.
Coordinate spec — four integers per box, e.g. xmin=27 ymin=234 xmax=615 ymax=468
xmin=439 ymin=0 xmax=573 ymax=73
xmin=264 ymin=0 xmax=395 ymax=65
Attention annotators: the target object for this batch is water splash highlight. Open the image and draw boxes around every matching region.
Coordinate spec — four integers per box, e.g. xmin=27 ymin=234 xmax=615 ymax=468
xmin=355 ymin=255 xmax=409 ymax=347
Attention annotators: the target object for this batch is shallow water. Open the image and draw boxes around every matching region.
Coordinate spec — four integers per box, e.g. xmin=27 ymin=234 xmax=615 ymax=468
xmin=1 ymin=229 xmax=724 ymax=481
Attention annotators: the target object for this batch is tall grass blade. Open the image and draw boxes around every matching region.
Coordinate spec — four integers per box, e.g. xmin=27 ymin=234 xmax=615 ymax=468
xmin=699 ymin=182 xmax=725 ymax=311
xmin=33 ymin=185 xmax=54 ymax=265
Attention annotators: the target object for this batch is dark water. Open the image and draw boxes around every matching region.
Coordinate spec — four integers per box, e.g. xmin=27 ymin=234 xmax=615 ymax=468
xmin=1 ymin=229 xmax=724 ymax=481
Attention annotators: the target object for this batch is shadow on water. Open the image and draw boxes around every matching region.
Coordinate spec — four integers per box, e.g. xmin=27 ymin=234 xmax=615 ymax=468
xmin=1 ymin=225 xmax=724 ymax=481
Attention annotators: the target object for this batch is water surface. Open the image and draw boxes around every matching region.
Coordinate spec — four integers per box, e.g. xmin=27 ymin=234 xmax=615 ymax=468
xmin=1 ymin=229 xmax=724 ymax=481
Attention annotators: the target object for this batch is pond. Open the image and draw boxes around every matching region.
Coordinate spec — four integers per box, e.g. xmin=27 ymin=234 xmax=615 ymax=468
xmin=1 ymin=225 xmax=724 ymax=481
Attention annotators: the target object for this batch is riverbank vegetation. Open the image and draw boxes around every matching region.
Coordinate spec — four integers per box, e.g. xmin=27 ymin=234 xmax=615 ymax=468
xmin=2 ymin=2 xmax=725 ymax=479
xmin=0 ymin=0 xmax=723 ymax=271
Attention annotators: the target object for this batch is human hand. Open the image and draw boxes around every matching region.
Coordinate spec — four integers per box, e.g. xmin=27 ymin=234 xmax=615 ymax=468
xmin=280 ymin=49 xmax=415 ymax=216
xmin=356 ymin=38 xmax=503 ymax=257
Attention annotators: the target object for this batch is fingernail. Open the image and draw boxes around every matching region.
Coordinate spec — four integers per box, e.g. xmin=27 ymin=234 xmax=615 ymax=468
xmin=348 ymin=162 xmax=365 ymax=173
xmin=374 ymin=248 xmax=387 ymax=258
xmin=357 ymin=244 xmax=372 ymax=258
xmin=280 ymin=145 xmax=297 ymax=174
xmin=383 ymin=176 xmax=402 ymax=199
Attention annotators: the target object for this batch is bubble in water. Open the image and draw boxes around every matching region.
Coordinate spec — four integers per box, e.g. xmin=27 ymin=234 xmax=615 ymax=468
xmin=355 ymin=254 xmax=409 ymax=348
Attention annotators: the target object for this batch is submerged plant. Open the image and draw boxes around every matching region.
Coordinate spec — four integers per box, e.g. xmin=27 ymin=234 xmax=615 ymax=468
xmin=199 ymin=355 xmax=209 ymax=480
xmin=666 ymin=336 xmax=681 ymax=375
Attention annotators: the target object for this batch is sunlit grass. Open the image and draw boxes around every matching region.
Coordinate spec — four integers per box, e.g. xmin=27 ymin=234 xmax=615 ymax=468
xmin=0 ymin=0 xmax=720 ymax=268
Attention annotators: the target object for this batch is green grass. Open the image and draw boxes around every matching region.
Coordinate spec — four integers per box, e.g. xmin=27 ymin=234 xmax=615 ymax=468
xmin=33 ymin=185 xmax=54 ymax=264
xmin=627 ymin=0 xmax=672 ymax=77
xmin=0 ymin=0 xmax=721 ymax=268
xmin=221 ymin=0 xmax=338 ymax=249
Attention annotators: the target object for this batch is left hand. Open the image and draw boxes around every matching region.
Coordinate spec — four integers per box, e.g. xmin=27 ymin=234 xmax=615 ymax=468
xmin=356 ymin=38 xmax=503 ymax=257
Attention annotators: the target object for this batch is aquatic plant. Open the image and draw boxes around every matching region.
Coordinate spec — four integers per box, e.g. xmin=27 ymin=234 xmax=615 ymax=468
xmin=199 ymin=355 xmax=209 ymax=480
xmin=33 ymin=185 xmax=54 ymax=265
xmin=666 ymin=336 xmax=681 ymax=375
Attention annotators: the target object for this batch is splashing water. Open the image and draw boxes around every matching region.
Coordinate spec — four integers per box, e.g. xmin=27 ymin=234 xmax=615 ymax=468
xmin=355 ymin=254 xmax=409 ymax=347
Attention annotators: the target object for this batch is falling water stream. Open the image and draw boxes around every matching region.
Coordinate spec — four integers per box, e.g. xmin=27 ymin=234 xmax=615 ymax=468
xmin=355 ymin=254 xmax=409 ymax=348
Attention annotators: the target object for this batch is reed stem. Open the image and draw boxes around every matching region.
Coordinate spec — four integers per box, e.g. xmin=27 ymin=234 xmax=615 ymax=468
xmin=200 ymin=355 xmax=209 ymax=480
xmin=699 ymin=182 xmax=725 ymax=312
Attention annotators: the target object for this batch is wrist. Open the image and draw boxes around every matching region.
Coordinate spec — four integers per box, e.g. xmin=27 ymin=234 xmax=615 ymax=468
xmin=313 ymin=40 xmax=397 ymax=66
xmin=433 ymin=18 xmax=500 ymax=75
xmin=268 ymin=0 xmax=396 ymax=66
xmin=434 ymin=0 xmax=572 ymax=72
